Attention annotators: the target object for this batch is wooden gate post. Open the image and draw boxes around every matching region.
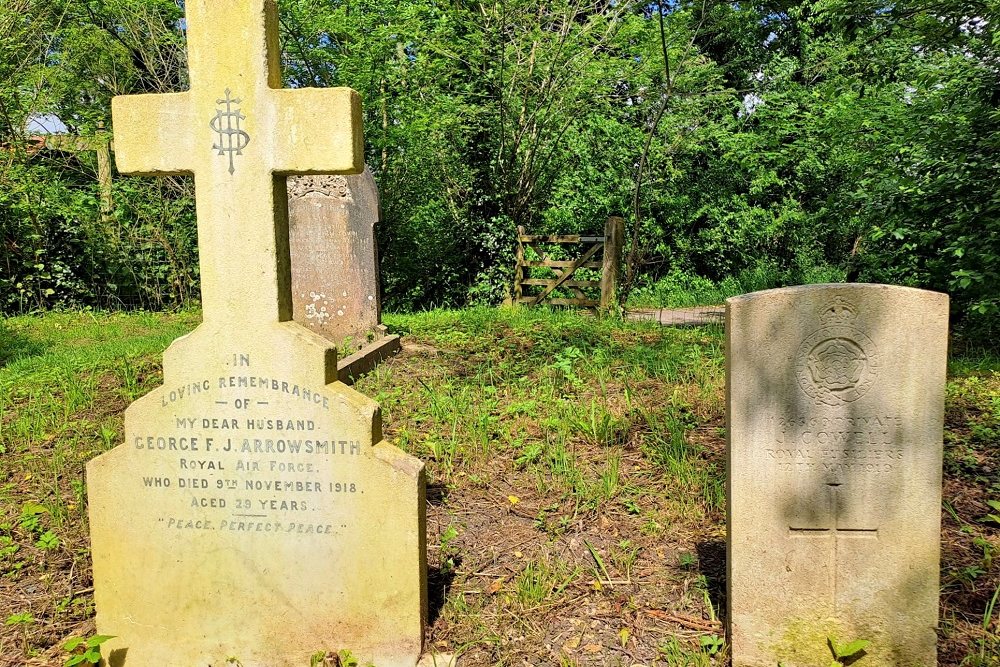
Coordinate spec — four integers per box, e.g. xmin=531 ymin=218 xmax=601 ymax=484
xmin=601 ymin=216 xmax=625 ymax=311
xmin=42 ymin=129 xmax=115 ymax=224
xmin=513 ymin=225 xmax=526 ymax=304
xmin=95 ymin=127 xmax=114 ymax=224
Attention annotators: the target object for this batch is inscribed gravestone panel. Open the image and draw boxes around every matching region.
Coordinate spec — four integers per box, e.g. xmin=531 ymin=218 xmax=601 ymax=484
xmin=88 ymin=328 xmax=426 ymax=666
xmin=85 ymin=1 xmax=427 ymax=666
xmin=288 ymin=168 xmax=383 ymax=347
xmin=727 ymin=284 xmax=947 ymax=667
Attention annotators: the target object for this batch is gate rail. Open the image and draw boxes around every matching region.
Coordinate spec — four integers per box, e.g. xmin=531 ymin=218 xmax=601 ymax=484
xmin=513 ymin=216 xmax=624 ymax=309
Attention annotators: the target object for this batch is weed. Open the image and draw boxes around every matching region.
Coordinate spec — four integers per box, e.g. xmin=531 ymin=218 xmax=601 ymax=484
xmin=514 ymin=442 xmax=544 ymax=467
xmin=694 ymin=574 xmax=718 ymax=623
xmin=566 ymin=398 xmax=622 ymax=447
xmin=638 ymin=392 xmax=723 ymax=518
xmin=985 ymin=586 xmax=1000 ymax=633
xmin=658 ymin=636 xmax=713 ymax=666
xmin=62 ymin=634 xmax=115 ymax=666
xmin=584 ymin=539 xmax=612 ymax=589
xmin=698 ymin=633 xmax=724 ymax=656
xmin=610 ymin=540 xmax=640 ymax=582
xmin=513 ymin=557 xmax=579 ymax=609
xmin=439 ymin=523 xmax=462 ymax=572
xmin=5 ymin=611 xmax=34 ymax=652
xmin=963 ymin=586 xmax=1000 ymax=665
xmin=828 ymin=636 xmax=870 ymax=666
xmin=587 ymin=453 xmax=621 ymax=507
xmin=18 ymin=501 xmax=47 ymax=535
xmin=550 ymin=345 xmax=585 ymax=387
xmin=984 ymin=500 xmax=1000 ymax=526
xmin=35 ymin=529 xmax=60 ymax=550
xmin=622 ymin=496 xmax=641 ymax=514
xmin=4 ymin=612 xmax=33 ymax=625
xmin=309 ymin=649 xmax=375 ymax=667
xmin=0 ymin=524 xmax=26 ymax=575
xmin=70 ymin=478 xmax=86 ymax=508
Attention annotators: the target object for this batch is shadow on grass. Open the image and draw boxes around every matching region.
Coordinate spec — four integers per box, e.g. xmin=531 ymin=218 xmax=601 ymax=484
xmin=427 ymin=481 xmax=450 ymax=506
xmin=696 ymin=539 xmax=727 ymax=625
xmin=428 ymin=560 xmax=459 ymax=626
xmin=0 ymin=321 xmax=46 ymax=368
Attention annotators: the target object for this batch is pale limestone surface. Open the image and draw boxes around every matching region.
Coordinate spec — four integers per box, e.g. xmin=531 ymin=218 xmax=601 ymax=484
xmin=111 ymin=3 xmax=362 ymax=325
xmin=727 ymin=284 xmax=948 ymax=667
xmin=88 ymin=325 xmax=426 ymax=666
xmin=288 ymin=168 xmax=383 ymax=347
xmin=88 ymin=2 xmax=427 ymax=665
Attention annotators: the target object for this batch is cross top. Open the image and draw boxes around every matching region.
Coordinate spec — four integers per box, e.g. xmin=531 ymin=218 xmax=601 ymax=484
xmin=788 ymin=483 xmax=879 ymax=536
xmin=112 ymin=0 xmax=364 ymax=323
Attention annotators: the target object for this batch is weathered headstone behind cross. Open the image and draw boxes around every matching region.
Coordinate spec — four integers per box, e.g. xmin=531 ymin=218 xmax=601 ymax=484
xmin=288 ymin=168 xmax=383 ymax=347
xmin=86 ymin=2 xmax=427 ymax=666
xmin=727 ymin=284 xmax=947 ymax=666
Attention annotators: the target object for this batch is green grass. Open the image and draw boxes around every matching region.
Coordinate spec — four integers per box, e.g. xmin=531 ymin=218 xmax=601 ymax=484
xmin=627 ymin=263 xmax=847 ymax=309
xmin=369 ymin=306 xmax=727 ymax=525
xmin=0 ymin=305 xmax=997 ymax=666
xmin=0 ymin=309 xmax=202 ymax=662
xmin=1 ymin=309 xmax=199 ymax=460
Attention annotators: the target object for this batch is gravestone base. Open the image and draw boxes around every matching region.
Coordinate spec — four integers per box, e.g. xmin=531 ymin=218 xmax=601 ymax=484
xmin=88 ymin=321 xmax=427 ymax=667
xmin=338 ymin=334 xmax=402 ymax=384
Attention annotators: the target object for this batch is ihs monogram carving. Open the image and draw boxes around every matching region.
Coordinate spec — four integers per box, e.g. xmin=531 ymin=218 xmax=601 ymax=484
xmin=209 ymin=89 xmax=250 ymax=174
xmin=288 ymin=175 xmax=353 ymax=201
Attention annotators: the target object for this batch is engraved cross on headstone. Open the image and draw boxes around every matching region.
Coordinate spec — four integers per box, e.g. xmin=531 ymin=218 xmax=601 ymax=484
xmin=789 ymin=482 xmax=879 ymax=610
xmin=111 ymin=0 xmax=363 ymax=323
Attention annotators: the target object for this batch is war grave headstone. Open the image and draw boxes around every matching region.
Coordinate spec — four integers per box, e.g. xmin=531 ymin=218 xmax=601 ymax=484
xmin=727 ymin=284 xmax=948 ymax=666
xmin=86 ymin=2 xmax=430 ymax=665
xmin=287 ymin=169 xmax=401 ymax=383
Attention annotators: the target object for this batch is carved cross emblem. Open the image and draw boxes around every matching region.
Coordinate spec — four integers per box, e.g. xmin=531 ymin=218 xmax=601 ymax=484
xmin=789 ymin=483 xmax=879 ymax=610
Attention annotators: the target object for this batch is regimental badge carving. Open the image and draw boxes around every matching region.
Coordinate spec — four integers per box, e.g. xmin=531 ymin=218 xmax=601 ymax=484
xmin=210 ymin=89 xmax=250 ymax=174
xmin=287 ymin=175 xmax=352 ymax=201
xmin=795 ymin=296 xmax=880 ymax=405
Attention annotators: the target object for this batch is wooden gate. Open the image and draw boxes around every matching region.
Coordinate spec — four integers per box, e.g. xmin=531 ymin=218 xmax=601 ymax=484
xmin=513 ymin=216 xmax=624 ymax=309
xmin=31 ymin=127 xmax=114 ymax=224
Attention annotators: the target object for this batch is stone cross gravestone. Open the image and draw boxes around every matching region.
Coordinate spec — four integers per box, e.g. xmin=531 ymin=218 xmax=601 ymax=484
xmin=727 ymin=284 xmax=948 ymax=666
xmin=288 ymin=168 xmax=384 ymax=348
xmin=86 ymin=2 xmax=427 ymax=666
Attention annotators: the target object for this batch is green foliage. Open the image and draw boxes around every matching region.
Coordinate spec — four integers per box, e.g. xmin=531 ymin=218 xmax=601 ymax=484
xmin=550 ymin=345 xmax=586 ymax=387
xmin=35 ymin=529 xmax=59 ymax=550
xmin=658 ymin=636 xmax=714 ymax=667
xmin=984 ymin=500 xmax=1000 ymax=527
xmin=698 ymin=633 xmax=724 ymax=656
xmin=828 ymin=636 xmax=870 ymax=666
xmin=0 ymin=0 xmax=997 ymax=329
xmin=18 ymin=502 xmax=47 ymax=534
xmin=63 ymin=634 xmax=115 ymax=666
xmin=5 ymin=612 xmax=34 ymax=626
xmin=0 ymin=0 xmax=196 ymax=313
xmin=1 ymin=306 xmax=998 ymax=663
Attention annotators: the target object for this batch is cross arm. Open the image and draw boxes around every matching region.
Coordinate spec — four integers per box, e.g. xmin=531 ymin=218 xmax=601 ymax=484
xmin=112 ymin=92 xmax=195 ymax=175
xmin=270 ymin=88 xmax=364 ymax=175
